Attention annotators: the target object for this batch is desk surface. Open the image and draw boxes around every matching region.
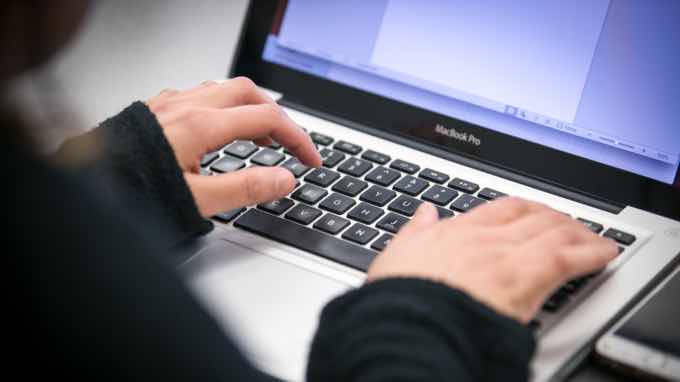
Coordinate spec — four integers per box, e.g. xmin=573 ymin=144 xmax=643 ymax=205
xmin=20 ymin=1 xmax=626 ymax=380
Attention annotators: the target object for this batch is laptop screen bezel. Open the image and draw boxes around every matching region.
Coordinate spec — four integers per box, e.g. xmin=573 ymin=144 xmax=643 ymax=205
xmin=230 ymin=0 xmax=680 ymax=221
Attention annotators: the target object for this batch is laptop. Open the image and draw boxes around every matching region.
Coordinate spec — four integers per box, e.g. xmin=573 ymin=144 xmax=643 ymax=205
xmin=179 ymin=1 xmax=680 ymax=381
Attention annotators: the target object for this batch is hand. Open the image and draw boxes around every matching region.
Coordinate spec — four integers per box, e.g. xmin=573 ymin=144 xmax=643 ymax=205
xmin=146 ymin=77 xmax=321 ymax=217
xmin=367 ymin=198 xmax=619 ymax=323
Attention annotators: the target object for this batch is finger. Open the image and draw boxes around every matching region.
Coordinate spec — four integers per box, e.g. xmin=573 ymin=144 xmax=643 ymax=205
xmin=204 ymin=104 xmax=321 ymax=167
xmin=538 ymin=240 xmax=618 ymax=290
xmin=523 ymin=222 xmax=613 ymax=280
xmin=185 ymin=166 xmax=295 ymax=217
xmin=181 ymin=77 xmax=275 ymax=109
xmin=502 ymin=209 xmax=573 ymax=242
xmin=526 ymin=221 xmax=596 ymax=250
xmin=253 ymin=137 xmax=274 ymax=147
xmin=399 ymin=202 xmax=438 ymax=235
xmin=453 ymin=197 xmax=548 ymax=227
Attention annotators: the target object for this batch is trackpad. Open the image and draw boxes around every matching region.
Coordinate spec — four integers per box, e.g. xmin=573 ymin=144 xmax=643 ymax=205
xmin=179 ymin=239 xmax=353 ymax=381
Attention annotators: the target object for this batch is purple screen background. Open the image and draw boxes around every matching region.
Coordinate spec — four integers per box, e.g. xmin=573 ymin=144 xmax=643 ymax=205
xmin=265 ymin=0 xmax=680 ymax=184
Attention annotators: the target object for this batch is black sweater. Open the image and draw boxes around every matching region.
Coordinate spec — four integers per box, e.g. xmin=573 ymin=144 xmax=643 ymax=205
xmin=7 ymin=102 xmax=535 ymax=381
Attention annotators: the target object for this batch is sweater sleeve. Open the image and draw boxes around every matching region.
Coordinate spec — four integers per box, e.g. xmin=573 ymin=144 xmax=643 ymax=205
xmin=307 ymin=278 xmax=536 ymax=382
xmin=54 ymin=101 xmax=212 ymax=245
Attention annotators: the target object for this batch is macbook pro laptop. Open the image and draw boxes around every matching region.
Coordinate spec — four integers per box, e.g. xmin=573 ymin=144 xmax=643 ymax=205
xmin=179 ymin=1 xmax=680 ymax=381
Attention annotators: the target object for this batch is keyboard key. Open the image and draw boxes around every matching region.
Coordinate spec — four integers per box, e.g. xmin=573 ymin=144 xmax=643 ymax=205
xmin=258 ymin=198 xmax=295 ymax=215
xmin=319 ymin=193 xmax=356 ymax=214
xmin=451 ymin=194 xmax=486 ymax=212
xmin=333 ymin=140 xmax=363 ymax=155
xmin=224 ymin=140 xmax=258 ymax=159
xmin=360 ymin=185 xmax=397 ymax=206
xmin=371 ymin=233 xmax=394 ymax=251
xmin=310 ymin=132 xmax=334 ymax=146
xmin=292 ymin=184 xmax=328 ymax=204
xmin=393 ymin=176 xmax=429 ymax=196
xmin=280 ymin=157 xmax=310 ymax=178
xmin=390 ymin=159 xmax=420 ymax=174
xmin=348 ymin=202 xmax=385 ymax=224
xmin=342 ymin=223 xmax=379 ymax=245
xmin=560 ymin=282 xmax=580 ymax=294
xmin=448 ymin=178 xmax=480 ymax=194
xmin=319 ymin=148 xmax=346 ymax=168
xmin=338 ymin=157 xmax=373 ymax=177
xmin=250 ymin=148 xmax=285 ymax=166
xmin=211 ymin=155 xmax=245 ymax=173
xmin=285 ymin=204 xmax=322 ymax=225
xmin=199 ymin=168 xmax=212 ymax=176
xmin=478 ymin=188 xmax=507 ymax=200
xmin=313 ymin=213 xmax=350 ymax=235
xmin=603 ymin=228 xmax=636 ymax=245
xmin=362 ymin=150 xmax=391 ymax=164
xmin=560 ymin=275 xmax=594 ymax=294
xmin=235 ymin=209 xmax=377 ymax=271
xmin=436 ymin=207 xmax=455 ymax=219
xmin=376 ymin=213 xmax=410 ymax=233
xmin=269 ymin=141 xmax=282 ymax=150
xmin=419 ymin=168 xmax=449 ymax=184
xmin=542 ymin=290 xmax=570 ymax=313
xmin=365 ymin=167 xmax=402 ymax=186
xmin=332 ymin=176 xmax=368 ymax=197
xmin=200 ymin=151 xmax=220 ymax=167
xmin=213 ymin=207 xmax=246 ymax=223
xmin=304 ymin=168 xmax=341 ymax=187
xmin=421 ymin=185 xmax=459 ymax=206
xmin=577 ymin=218 xmax=604 ymax=234
xmin=388 ymin=195 xmax=422 ymax=217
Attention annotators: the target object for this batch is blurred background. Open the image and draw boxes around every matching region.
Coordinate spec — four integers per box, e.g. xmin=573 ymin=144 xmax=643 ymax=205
xmin=10 ymin=0 xmax=248 ymax=147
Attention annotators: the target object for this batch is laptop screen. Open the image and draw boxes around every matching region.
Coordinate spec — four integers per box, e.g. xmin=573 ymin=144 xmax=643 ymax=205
xmin=261 ymin=0 xmax=680 ymax=186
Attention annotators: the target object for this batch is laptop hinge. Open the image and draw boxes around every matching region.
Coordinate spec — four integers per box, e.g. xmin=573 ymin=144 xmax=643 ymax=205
xmin=278 ymin=96 xmax=624 ymax=215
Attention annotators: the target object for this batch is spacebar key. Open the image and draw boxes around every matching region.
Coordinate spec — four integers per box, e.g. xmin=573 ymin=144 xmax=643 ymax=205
xmin=234 ymin=209 xmax=376 ymax=271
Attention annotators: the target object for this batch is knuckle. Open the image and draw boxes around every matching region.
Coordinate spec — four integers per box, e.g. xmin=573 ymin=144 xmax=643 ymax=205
xmin=261 ymin=103 xmax=285 ymax=123
xmin=550 ymin=251 xmax=572 ymax=275
xmin=557 ymin=225 xmax=583 ymax=244
xmin=160 ymin=87 xmax=180 ymax=96
xmin=502 ymin=196 xmax=526 ymax=209
xmin=182 ymin=106 xmax=204 ymax=122
xmin=231 ymin=76 xmax=256 ymax=91
xmin=543 ymin=209 xmax=570 ymax=224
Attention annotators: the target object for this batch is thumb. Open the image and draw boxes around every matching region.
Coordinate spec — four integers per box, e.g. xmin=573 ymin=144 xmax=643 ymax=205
xmin=186 ymin=166 xmax=295 ymax=217
xmin=399 ymin=202 xmax=438 ymax=235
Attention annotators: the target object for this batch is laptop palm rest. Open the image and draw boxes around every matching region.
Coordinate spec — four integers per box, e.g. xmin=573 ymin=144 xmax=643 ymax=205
xmin=180 ymin=238 xmax=352 ymax=381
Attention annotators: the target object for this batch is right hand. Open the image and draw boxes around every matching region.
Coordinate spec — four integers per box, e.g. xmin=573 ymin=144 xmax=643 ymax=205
xmin=367 ymin=197 xmax=619 ymax=323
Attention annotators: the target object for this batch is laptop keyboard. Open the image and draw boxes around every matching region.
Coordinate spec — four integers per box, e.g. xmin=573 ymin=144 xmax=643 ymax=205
xmin=204 ymin=130 xmax=637 ymax=331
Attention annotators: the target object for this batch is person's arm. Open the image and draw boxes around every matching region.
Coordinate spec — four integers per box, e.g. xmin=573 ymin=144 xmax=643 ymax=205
xmin=54 ymin=78 xmax=321 ymax=246
xmin=12 ymin=151 xmax=282 ymax=381
xmin=56 ymin=101 xmax=213 ymax=245
xmin=309 ymin=278 xmax=534 ymax=381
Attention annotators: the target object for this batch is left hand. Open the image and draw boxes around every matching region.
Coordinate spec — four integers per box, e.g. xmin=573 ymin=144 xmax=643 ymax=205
xmin=146 ymin=77 xmax=321 ymax=217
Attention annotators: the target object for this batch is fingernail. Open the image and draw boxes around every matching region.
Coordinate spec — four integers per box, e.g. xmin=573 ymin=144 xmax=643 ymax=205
xmin=274 ymin=169 xmax=294 ymax=192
